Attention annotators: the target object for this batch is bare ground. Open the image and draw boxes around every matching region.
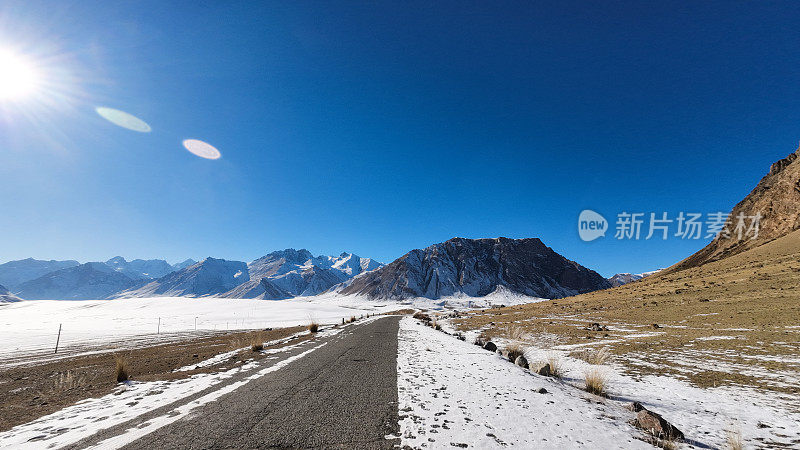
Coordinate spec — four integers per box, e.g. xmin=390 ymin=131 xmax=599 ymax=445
xmin=0 ymin=326 xmax=309 ymax=432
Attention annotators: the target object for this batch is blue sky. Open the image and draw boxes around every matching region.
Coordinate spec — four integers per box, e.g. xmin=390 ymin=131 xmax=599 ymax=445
xmin=1 ymin=1 xmax=799 ymax=276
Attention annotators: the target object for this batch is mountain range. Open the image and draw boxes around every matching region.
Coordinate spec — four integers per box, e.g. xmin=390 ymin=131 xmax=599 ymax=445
xmin=607 ymin=269 xmax=662 ymax=287
xmin=1 ymin=251 xmax=385 ymax=301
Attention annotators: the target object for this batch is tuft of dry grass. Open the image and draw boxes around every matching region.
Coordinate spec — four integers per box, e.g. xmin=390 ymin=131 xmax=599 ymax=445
xmin=308 ymin=322 xmax=319 ymax=333
xmin=53 ymin=370 xmax=85 ymax=391
xmin=114 ymin=355 xmax=129 ymax=383
xmin=250 ymin=332 xmax=265 ymax=352
xmin=547 ymin=352 xmax=564 ymax=378
xmin=505 ymin=325 xmax=528 ymax=342
xmin=505 ymin=344 xmax=526 ymax=363
xmin=584 ymin=368 xmax=608 ymax=396
xmin=725 ymin=428 xmax=743 ymax=450
xmin=348 ymin=316 xmax=356 ymax=323
xmin=573 ymin=346 xmax=612 ymax=365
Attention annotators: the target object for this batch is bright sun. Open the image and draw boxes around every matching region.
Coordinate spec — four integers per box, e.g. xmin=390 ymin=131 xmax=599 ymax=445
xmin=0 ymin=49 xmax=39 ymax=100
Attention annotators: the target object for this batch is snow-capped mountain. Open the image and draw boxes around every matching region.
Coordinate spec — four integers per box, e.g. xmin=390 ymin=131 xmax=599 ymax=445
xmin=0 ymin=284 xmax=21 ymax=303
xmin=222 ymin=249 xmax=382 ymax=299
xmin=117 ymin=258 xmax=249 ymax=298
xmin=0 ymin=258 xmax=80 ymax=291
xmin=608 ymin=269 xmax=662 ymax=287
xmin=338 ymin=237 xmax=611 ymax=300
xmin=105 ymin=257 xmax=175 ymax=280
xmin=172 ymin=259 xmax=197 ymax=271
xmin=14 ymin=262 xmax=139 ymax=300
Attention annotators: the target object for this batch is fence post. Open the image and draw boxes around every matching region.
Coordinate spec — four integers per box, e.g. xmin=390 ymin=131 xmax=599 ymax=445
xmin=54 ymin=323 xmax=62 ymax=354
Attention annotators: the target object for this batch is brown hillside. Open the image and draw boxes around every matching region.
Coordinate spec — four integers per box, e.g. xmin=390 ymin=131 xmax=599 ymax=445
xmin=667 ymin=144 xmax=800 ymax=273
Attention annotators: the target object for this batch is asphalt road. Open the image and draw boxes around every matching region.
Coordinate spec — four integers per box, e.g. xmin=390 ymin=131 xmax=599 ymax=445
xmin=66 ymin=316 xmax=401 ymax=449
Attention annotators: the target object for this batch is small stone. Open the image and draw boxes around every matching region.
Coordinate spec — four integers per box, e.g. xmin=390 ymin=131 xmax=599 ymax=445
xmin=483 ymin=341 xmax=497 ymax=352
xmin=537 ymin=388 xmax=548 ymax=394
xmin=514 ymin=355 xmax=529 ymax=369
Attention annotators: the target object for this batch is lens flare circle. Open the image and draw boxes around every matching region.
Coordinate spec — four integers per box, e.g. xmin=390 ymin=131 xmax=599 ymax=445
xmin=95 ymin=107 xmax=152 ymax=132
xmin=183 ymin=139 xmax=221 ymax=160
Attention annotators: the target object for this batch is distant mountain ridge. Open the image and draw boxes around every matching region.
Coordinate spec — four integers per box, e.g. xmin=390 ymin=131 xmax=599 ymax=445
xmin=0 ymin=258 xmax=80 ymax=290
xmin=120 ymin=250 xmax=382 ymax=300
xmin=338 ymin=237 xmax=610 ymax=299
xmin=608 ymin=269 xmax=662 ymax=287
xmin=15 ymin=262 xmax=140 ymax=300
xmin=117 ymin=258 xmax=249 ymax=298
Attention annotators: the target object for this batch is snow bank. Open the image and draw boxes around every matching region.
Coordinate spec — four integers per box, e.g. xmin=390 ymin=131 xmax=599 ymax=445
xmin=396 ymin=317 xmax=650 ymax=449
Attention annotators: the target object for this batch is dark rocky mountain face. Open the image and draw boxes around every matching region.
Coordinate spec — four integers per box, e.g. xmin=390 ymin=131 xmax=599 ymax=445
xmin=338 ymin=237 xmax=610 ymax=299
xmin=668 ymin=144 xmax=800 ymax=273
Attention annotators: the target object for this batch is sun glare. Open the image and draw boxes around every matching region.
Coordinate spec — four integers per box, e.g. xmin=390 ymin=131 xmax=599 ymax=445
xmin=0 ymin=49 xmax=39 ymax=100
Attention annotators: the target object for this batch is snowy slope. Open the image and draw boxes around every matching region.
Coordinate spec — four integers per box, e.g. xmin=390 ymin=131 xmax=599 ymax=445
xmin=117 ymin=258 xmax=249 ymax=298
xmin=0 ymin=258 xmax=80 ymax=290
xmin=339 ymin=237 xmax=610 ymax=299
xmin=0 ymin=284 xmax=21 ymax=303
xmin=397 ymin=317 xmax=650 ymax=448
xmin=222 ymin=249 xmax=382 ymax=300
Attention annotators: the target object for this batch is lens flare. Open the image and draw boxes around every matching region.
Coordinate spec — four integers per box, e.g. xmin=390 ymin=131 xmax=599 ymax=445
xmin=183 ymin=139 xmax=221 ymax=160
xmin=95 ymin=107 xmax=152 ymax=132
xmin=0 ymin=49 xmax=40 ymax=100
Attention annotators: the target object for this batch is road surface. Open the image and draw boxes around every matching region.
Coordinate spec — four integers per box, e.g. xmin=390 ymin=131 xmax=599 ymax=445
xmin=65 ymin=316 xmax=401 ymax=449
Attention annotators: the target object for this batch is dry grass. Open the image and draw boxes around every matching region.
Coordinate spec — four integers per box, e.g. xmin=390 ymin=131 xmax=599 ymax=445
xmin=584 ymin=368 xmax=608 ymax=396
xmin=250 ymin=332 xmax=265 ymax=352
xmin=573 ymin=347 xmax=612 ymax=365
xmin=413 ymin=311 xmax=431 ymax=322
xmin=505 ymin=325 xmax=528 ymax=342
xmin=53 ymin=370 xmax=85 ymax=391
xmin=307 ymin=322 xmax=319 ymax=333
xmin=653 ymin=438 xmax=678 ymax=450
xmin=547 ymin=352 xmax=564 ymax=378
xmin=114 ymin=355 xmax=129 ymax=383
xmin=505 ymin=343 xmax=526 ymax=363
xmin=348 ymin=316 xmax=356 ymax=323
xmin=725 ymin=428 xmax=743 ymax=450
xmin=451 ymin=230 xmax=800 ymax=395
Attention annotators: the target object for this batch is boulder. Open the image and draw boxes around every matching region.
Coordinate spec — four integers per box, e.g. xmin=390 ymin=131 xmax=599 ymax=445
xmin=483 ymin=341 xmax=497 ymax=352
xmin=634 ymin=409 xmax=684 ymax=441
xmin=536 ymin=363 xmax=552 ymax=376
xmin=537 ymin=387 xmax=548 ymax=394
xmin=626 ymin=401 xmax=646 ymax=412
xmin=514 ymin=355 xmax=529 ymax=369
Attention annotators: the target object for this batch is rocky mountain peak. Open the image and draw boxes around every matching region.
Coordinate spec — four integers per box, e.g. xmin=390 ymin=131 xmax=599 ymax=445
xmin=669 ymin=143 xmax=800 ymax=272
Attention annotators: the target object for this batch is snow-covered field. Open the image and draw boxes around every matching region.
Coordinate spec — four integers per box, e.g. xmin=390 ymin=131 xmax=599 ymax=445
xmin=0 ymin=291 xmax=540 ymax=368
xmin=426 ymin=317 xmax=800 ymax=449
xmin=397 ymin=317 xmax=651 ymax=449
xmin=0 ymin=294 xmax=403 ymax=367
